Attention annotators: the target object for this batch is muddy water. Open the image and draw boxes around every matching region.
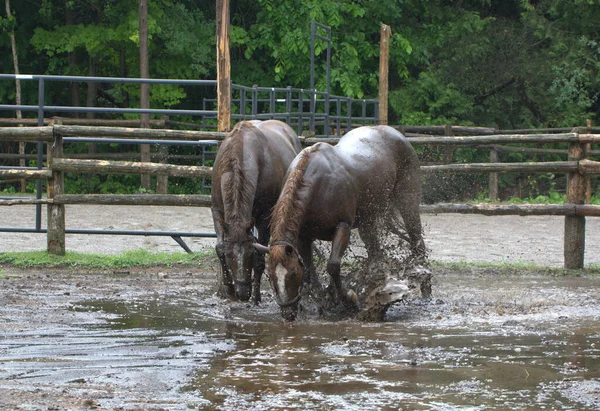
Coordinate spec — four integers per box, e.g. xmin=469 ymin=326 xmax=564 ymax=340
xmin=2 ymin=270 xmax=600 ymax=410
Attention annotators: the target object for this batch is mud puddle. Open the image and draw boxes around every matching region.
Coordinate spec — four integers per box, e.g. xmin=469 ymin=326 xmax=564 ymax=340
xmin=1 ymin=268 xmax=600 ymax=410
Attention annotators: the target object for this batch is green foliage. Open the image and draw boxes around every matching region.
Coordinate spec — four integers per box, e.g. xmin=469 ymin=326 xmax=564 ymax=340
xmin=3 ymin=0 xmax=600 ymax=200
xmin=4 ymin=0 xmax=599 ymax=127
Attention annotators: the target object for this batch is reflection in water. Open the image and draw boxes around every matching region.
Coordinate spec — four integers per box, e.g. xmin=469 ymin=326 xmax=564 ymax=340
xmin=78 ymin=274 xmax=600 ymax=410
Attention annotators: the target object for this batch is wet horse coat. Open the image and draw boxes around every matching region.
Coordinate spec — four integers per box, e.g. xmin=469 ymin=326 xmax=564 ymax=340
xmin=211 ymin=120 xmax=302 ymax=303
xmin=258 ymin=125 xmax=425 ymax=320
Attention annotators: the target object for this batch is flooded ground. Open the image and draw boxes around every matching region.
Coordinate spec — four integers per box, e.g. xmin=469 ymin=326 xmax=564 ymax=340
xmin=1 ymin=261 xmax=599 ymax=410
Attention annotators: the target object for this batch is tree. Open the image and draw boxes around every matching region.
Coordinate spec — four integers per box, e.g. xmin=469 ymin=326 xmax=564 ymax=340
xmin=139 ymin=0 xmax=150 ymax=190
xmin=4 ymin=0 xmax=25 ymax=190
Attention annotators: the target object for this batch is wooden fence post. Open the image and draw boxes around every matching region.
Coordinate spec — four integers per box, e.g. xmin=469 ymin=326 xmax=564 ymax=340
xmin=156 ymin=115 xmax=170 ymax=194
xmin=489 ymin=147 xmax=498 ymax=200
xmin=585 ymin=119 xmax=592 ymax=204
xmin=47 ymin=118 xmax=65 ymax=255
xmin=378 ymin=23 xmax=391 ymax=126
xmin=444 ymin=124 xmax=453 ymax=162
xmin=216 ymin=0 xmax=231 ymax=133
xmin=564 ymin=131 xmax=586 ymax=269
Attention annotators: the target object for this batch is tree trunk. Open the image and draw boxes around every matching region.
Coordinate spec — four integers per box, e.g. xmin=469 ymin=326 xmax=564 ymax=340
xmin=139 ymin=0 xmax=151 ymax=190
xmin=65 ymin=0 xmax=79 ymax=117
xmin=120 ymin=47 xmax=130 ymax=108
xmin=86 ymin=55 xmax=98 ymax=156
xmin=5 ymin=0 xmax=25 ymax=191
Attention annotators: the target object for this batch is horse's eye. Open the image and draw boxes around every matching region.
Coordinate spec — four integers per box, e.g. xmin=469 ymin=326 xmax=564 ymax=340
xmin=285 ymin=245 xmax=294 ymax=256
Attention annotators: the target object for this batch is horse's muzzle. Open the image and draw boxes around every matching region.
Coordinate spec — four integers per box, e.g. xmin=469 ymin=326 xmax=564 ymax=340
xmin=235 ymin=281 xmax=252 ymax=301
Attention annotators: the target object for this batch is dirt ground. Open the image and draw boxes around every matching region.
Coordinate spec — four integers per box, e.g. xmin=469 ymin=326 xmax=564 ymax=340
xmin=1 ymin=262 xmax=600 ymax=410
xmin=1 ymin=204 xmax=600 ymax=267
xmin=2 ymin=205 xmax=600 ymax=410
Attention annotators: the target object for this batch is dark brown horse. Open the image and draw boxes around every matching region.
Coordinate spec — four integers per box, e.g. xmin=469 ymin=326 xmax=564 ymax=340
xmin=254 ymin=125 xmax=426 ymax=320
xmin=211 ymin=120 xmax=302 ymax=304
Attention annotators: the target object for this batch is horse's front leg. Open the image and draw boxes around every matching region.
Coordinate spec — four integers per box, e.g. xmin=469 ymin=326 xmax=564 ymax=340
xmin=211 ymin=207 xmax=234 ymax=299
xmin=327 ymin=222 xmax=353 ymax=305
xmin=297 ymin=238 xmax=315 ymax=285
xmin=252 ymin=219 xmax=269 ymax=305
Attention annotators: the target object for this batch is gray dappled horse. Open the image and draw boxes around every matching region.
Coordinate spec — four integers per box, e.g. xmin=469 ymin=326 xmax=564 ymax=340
xmin=254 ymin=125 xmax=426 ymax=320
xmin=211 ymin=120 xmax=302 ymax=304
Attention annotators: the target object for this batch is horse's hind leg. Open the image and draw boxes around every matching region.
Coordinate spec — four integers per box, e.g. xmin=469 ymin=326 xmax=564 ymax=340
xmin=394 ymin=173 xmax=431 ymax=298
xmin=357 ymin=213 xmax=383 ymax=260
xmin=327 ymin=222 xmax=356 ymax=307
xmin=393 ymin=172 xmax=427 ymax=262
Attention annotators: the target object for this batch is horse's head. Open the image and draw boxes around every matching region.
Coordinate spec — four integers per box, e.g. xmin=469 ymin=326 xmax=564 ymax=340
xmin=255 ymin=241 xmax=304 ymax=321
xmin=216 ymin=219 xmax=256 ymax=301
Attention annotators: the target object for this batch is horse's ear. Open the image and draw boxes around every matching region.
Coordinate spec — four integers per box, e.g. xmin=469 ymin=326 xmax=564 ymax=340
xmin=285 ymin=244 xmax=294 ymax=256
xmin=253 ymin=243 xmax=270 ymax=254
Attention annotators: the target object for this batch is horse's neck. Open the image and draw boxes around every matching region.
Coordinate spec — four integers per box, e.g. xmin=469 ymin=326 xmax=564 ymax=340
xmin=271 ymin=179 xmax=311 ymax=246
xmin=222 ymin=157 xmax=258 ymax=223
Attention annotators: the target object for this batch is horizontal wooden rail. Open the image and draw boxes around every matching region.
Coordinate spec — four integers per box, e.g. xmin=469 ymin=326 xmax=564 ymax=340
xmin=51 ymin=158 xmax=212 ymax=178
xmin=579 ymin=134 xmax=600 ymax=144
xmin=3 ymin=197 xmax=598 ymax=217
xmin=0 ymin=194 xmax=212 ymax=206
xmin=0 ymin=126 xmax=54 ymax=142
xmin=423 ymin=159 xmax=600 ymax=174
xmin=5 ymin=159 xmax=600 ymax=184
xmin=420 ymin=203 xmax=600 ymax=217
xmin=397 ymin=125 xmax=497 ymax=135
xmin=579 ymin=159 xmax=600 ymax=174
xmin=0 ymin=125 xmax=226 ymax=142
xmin=484 ymin=145 xmax=600 ymax=157
xmin=54 ymin=125 xmax=225 ymax=141
xmin=410 ymin=133 xmax=583 ymax=145
xmin=301 ymin=133 xmax=584 ymax=146
xmin=52 ymin=194 xmax=212 ymax=206
xmin=0 ymin=169 xmax=52 ymax=180
xmin=0 ymin=117 xmax=167 ymax=127
xmin=0 ymin=197 xmax=48 ymax=205
xmin=421 ymin=161 xmax=578 ymax=174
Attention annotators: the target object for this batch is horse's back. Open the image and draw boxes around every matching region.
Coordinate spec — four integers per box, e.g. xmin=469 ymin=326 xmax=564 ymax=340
xmin=213 ymin=120 xmax=302 ymax=218
xmin=335 ymin=126 xmax=417 ymax=169
xmin=248 ymin=120 xmax=303 ymax=155
xmin=216 ymin=120 xmax=301 ymax=170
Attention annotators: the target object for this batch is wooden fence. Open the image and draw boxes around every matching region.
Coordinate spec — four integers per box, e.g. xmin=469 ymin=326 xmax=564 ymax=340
xmin=1 ymin=125 xmax=600 ymax=269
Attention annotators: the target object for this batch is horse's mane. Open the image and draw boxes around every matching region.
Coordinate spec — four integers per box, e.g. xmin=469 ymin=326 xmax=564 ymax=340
xmin=270 ymin=145 xmax=316 ymax=242
xmin=217 ymin=122 xmax=256 ymax=222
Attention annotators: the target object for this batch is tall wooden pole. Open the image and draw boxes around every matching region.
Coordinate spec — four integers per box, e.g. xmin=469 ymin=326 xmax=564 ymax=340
xmin=585 ymin=119 xmax=592 ymax=204
xmin=139 ymin=0 xmax=151 ymax=189
xmin=489 ymin=148 xmax=498 ymax=200
xmin=378 ymin=23 xmax=391 ymax=125
xmin=217 ymin=0 xmax=231 ymax=133
xmin=564 ymin=133 xmax=586 ymax=269
xmin=47 ymin=118 xmax=65 ymax=255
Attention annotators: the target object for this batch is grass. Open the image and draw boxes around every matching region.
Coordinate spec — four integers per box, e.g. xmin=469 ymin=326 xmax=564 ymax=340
xmin=0 ymin=249 xmax=217 ymax=269
xmin=1 ymin=249 xmax=598 ymax=277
